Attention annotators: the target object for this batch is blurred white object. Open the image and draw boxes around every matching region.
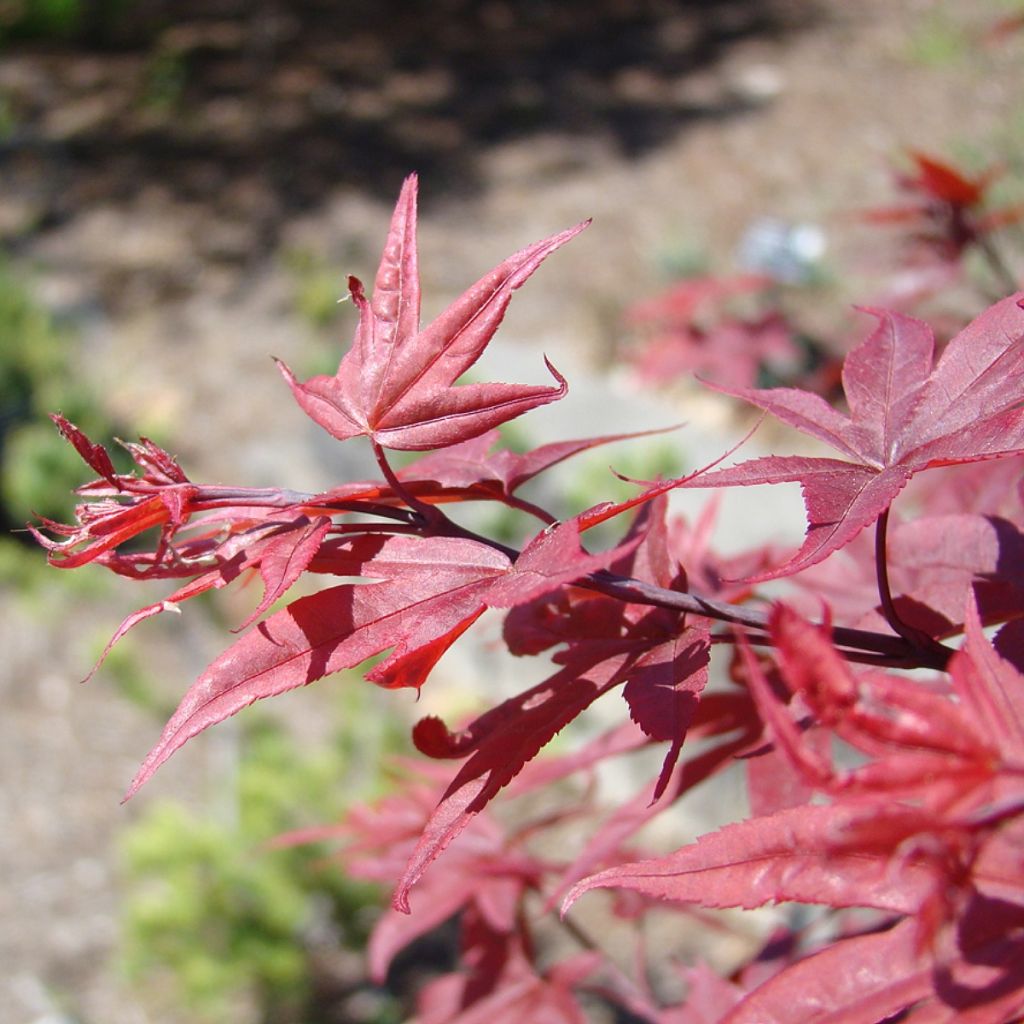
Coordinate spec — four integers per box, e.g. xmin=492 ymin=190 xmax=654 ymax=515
xmin=737 ymin=217 xmax=826 ymax=284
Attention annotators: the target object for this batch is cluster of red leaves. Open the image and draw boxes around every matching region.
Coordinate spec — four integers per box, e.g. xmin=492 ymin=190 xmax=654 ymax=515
xmin=626 ymin=150 xmax=1024 ymax=401
xmin=37 ymin=175 xmax=1024 ymax=1023
xmin=624 ymin=273 xmax=803 ymax=391
xmin=862 ymin=152 xmax=1024 ymax=267
xmin=858 ymin=151 xmax=1024 ymax=313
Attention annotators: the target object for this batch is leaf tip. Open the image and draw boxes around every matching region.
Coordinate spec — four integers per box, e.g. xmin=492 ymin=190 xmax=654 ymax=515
xmin=542 ymin=355 xmax=569 ymax=394
xmin=272 ymin=356 xmax=297 ymax=386
xmin=391 ymin=888 xmax=413 ymax=916
xmin=559 ymin=881 xmax=589 ymax=918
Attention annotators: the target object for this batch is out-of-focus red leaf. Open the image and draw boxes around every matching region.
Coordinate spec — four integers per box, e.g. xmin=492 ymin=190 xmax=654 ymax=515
xmin=396 ymin=649 xmax=634 ymax=912
xmin=633 ymin=313 xmax=799 ymax=391
xmin=550 ymin=706 xmax=758 ymax=905
xmin=662 ymin=961 xmax=745 ymax=1023
xmin=987 ymin=11 xmax=1024 ymax=41
xmin=907 ymin=151 xmax=988 ymax=207
xmin=369 ymin=847 xmax=541 ymax=984
xmin=625 ymin=273 xmax=801 ymax=391
xmin=416 ymin=947 xmax=599 ymax=1024
xmin=721 ymin=918 xmax=930 ymax=1024
xmin=627 ymin=273 xmax=772 ymax=327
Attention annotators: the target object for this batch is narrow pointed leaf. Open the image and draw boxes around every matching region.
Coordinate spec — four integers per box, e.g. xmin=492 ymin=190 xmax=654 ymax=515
xmin=563 ymin=802 xmax=937 ymax=915
xmin=395 ymin=651 xmax=631 ymax=912
xmin=50 ymin=414 xmax=117 ymax=486
xmin=955 ymin=596 xmax=1024 ymax=759
xmin=233 ymin=515 xmax=332 ymax=632
xmin=622 ymin=625 xmax=711 ymax=799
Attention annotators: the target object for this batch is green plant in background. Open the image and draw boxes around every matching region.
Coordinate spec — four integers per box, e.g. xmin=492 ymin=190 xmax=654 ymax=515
xmin=905 ymin=6 xmax=970 ymax=67
xmin=0 ymin=261 xmax=124 ymax=530
xmin=0 ymin=266 xmax=123 ymax=601
xmin=121 ymin=699 xmax=405 ymax=1024
xmin=0 ymin=92 xmax=16 ymax=141
xmin=563 ymin=438 xmax=684 ymax=518
xmin=653 ymin=239 xmax=710 ymax=282
xmin=140 ymin=45 xmax=189 ymax=113
xmin=284 ymin=248 xmax=351 ymax=334
xmin=0 ymin=0 xmax=83 ymax=42
xmin=0 ymin=0 xmax=137 ymax=45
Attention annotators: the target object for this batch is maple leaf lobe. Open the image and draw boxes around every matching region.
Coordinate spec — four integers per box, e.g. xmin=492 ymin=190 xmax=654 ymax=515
xmin=690 ymin=294 xmax=1024 ymax=579
xmin=277 ymin=175 xmax=589 ymax=450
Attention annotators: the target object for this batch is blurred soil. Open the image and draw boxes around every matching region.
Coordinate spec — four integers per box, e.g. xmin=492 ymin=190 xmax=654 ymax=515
xmin=2 ymin=0 xmax=1023 ymax=1020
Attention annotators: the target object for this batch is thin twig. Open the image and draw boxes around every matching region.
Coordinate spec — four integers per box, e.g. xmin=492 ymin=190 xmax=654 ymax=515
xmin=977 ymin=232 xmax=1020 ymax=296
xmin=583 ymin=568 xmax=951 ymax=669
xmin=559 ymin=912 xmax=663 ymax=1023
xmin=190 ymin=470 xmax=954 ymax=671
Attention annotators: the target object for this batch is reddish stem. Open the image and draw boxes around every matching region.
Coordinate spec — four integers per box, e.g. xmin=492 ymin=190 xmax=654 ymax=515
xmin=874 ymin=508 xmax=953 ymax=665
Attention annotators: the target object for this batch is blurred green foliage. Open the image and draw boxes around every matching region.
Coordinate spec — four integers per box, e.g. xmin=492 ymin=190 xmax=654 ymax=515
xmin=0 ymin=0 xmax=83 ymax=40
xmin=0 ymin=260 xmax=123 ymax=531
xmin=121 ymin=694 xmax=406 ymax=1023
xmin=904 ymin=8 xmax=970 ymax=67
xmin=0 ymin=92 xmax=15 ymax=141
xmin=284 ymin=248 xmax=350 ymax=334
xmin=562 ymin=438 xmax=684 ymax=516
xmin=0 ymin=0 xmax=137 ymax=45
xmin=141 ymin=45 xmax=189 ymax=111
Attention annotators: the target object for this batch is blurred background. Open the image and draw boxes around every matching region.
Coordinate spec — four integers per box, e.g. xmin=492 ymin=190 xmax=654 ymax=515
xmin=2 ymin=1 xmax=1023 ymax=1021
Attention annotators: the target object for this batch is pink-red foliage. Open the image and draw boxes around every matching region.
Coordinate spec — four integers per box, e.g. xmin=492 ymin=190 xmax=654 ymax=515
xmin=862 ymin=151 xmax=1024 ymax=266
xmin=680 ymin=297 xmax=1024 ymax=579
xmin=37 ymin=176 xmax=1024 ymax=1023
xmin=625 ymin=274 xmax=802 ymax=391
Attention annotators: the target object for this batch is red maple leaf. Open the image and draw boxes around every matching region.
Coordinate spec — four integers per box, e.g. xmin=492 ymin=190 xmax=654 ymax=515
xmin=396 ymin=425 xmax=671 ymax=510
xmin=124 ymin=516 xmax=635 ymax=799
xmin=787 ymin=510 xmax=1024 ymax=640
xmin=565 ymin=599 xmax=1024 ymax=1021
xmin=397 ymin=645 xmax=636 ymax=912
xmin=862 ymin=151 xmax=1024 ymax=264
xmin=276 ymin=174 xmax=588 ymax=451
xmin=684 ymin=294 xmax=1024 ymax=579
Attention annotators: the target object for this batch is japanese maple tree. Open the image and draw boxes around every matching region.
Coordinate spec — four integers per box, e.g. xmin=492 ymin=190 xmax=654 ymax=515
xmin=36 ymin=174 xmax=1024 ymax=1023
